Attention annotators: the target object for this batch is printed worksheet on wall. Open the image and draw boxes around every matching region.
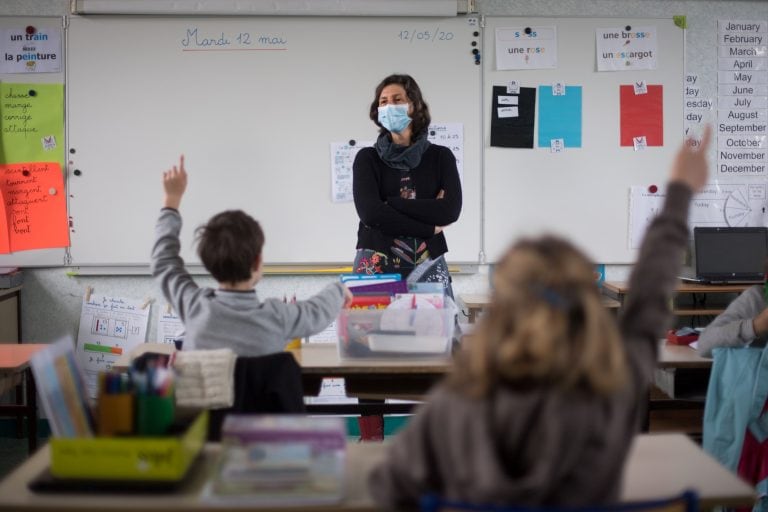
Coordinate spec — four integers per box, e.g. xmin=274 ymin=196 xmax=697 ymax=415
xmin=76 ymin=294 xmax=150 ymax=398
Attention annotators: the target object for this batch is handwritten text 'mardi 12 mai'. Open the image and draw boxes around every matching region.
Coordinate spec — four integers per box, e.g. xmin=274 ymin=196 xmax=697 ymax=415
xmin=180 ymin=28 xmax=287 ymax=49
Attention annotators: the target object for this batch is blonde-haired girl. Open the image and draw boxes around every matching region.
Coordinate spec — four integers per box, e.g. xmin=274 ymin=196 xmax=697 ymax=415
xmin=369 ymin=126 xmax=712 ymax=509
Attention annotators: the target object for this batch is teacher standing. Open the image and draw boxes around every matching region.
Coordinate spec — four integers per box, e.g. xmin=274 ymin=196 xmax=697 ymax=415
xmin=353 ymin=74 xmax=462 ymax=297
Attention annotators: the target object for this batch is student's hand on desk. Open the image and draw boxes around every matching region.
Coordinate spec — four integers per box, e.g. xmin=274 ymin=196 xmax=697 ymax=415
xmin=163 ymin=154 xmax=188 ymax=210
xmin=669 ymin=124 xmax=711 ymax=193
xmin=753 ymin=308 xmax=768 ymax=336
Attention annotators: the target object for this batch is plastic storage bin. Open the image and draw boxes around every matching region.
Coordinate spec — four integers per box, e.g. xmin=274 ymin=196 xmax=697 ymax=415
xmin=50 ymin=410 xmax=208 ymax=481
xmin=337 ymin=298 xmax=457 ymax=359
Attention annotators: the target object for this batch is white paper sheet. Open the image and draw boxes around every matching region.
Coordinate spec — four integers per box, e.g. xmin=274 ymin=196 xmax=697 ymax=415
xmin=304 ymin=377 xmax=358 ymax=405
xmin=427 ymin=122 xmax=464 ymax=182
xmin=495 ymin=26 xmax=557 ymax=70
xmin=596 ymin=26 xmax=658 ymax=71
xmin=330 ymin=141 xmax=373 ymax=203
xmin=629 ymin=182 xmax=768 ymax=248
xmin=156 ymin=305 xmax=184 ymax=345
xmin=0 ymin=26 xmax=62 ymax=73
xmin=76 ymin=294 xmax=150 ymax=398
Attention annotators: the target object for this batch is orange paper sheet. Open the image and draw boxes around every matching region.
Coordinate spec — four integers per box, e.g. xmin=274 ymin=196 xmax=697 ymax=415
xmin=0 ymin=162 xmax=69 ymax=253
xmin=0 ymin=192 xmax=9 ymax=254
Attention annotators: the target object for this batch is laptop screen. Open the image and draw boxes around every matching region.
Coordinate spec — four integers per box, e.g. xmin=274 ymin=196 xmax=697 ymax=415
xmin=694 ymin=227 xmax=768 ymax=283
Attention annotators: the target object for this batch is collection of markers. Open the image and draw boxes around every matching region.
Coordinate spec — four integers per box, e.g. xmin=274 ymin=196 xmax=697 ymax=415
xmin=98 ymin=357 xmax=175 ymax=397
xmin=96 ymin=354 xmax=176 ymax=437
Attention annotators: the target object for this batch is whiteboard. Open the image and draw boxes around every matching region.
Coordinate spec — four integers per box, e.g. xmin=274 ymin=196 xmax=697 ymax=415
xmin=482 ymin=17 xmax=684 ymax=264
xmin=66 ymin=15 xmax=482 ymax=266
xmin=0 ymin=16 xmax=67 ymax=267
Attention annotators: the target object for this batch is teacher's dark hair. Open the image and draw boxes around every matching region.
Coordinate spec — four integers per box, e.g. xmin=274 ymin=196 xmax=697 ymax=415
xmin=369 ymin=74 xmax=431 ymax=136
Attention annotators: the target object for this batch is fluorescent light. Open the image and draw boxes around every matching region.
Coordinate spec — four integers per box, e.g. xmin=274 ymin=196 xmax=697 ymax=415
xmin=72 ymin=0 xmax=461 ymax=16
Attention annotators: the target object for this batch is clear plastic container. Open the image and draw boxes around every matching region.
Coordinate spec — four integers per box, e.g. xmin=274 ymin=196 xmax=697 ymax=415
xmin=336 ymin=298 xmax=457 ymax=359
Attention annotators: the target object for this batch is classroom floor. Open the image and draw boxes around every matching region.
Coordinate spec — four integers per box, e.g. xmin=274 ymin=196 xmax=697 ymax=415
xmin=0 ymin=418 xmax=49 ymax=481
xmin=0 ymin=435 xmax=45 ymax=481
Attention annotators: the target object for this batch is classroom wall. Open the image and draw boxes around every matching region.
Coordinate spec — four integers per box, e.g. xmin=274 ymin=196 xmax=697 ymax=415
xmin=2 ymin=0 xmax=759 ymax=343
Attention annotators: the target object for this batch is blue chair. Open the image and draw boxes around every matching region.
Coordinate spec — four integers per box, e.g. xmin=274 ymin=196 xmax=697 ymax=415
xmin=420 ymin=490 xmax=699 ymax=512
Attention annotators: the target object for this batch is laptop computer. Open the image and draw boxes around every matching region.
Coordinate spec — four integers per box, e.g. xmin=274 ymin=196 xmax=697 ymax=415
xmin=680 ymin=227 xmax=768 ymax=284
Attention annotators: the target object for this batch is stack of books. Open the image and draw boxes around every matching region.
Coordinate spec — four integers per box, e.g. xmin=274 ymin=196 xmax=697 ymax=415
xmin=205 ymin=415 xmax=347 ymax=506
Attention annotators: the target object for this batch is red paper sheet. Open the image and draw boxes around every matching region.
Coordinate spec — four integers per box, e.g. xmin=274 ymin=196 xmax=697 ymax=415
xmin=620 ymin=85 xmax=663 ymax=147
xmin=0 ymin=162 xmax=69 ymax=253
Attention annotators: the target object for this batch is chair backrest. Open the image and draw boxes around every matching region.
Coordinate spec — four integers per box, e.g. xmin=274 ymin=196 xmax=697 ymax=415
xmin=207 ymin=352 xmax=306 ymax=441
xmin=419 ymin=490 xmax=699 ymax=512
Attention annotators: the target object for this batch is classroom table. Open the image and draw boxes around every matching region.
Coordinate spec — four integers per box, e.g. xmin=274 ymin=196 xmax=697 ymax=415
xmin=115 ymin=343 xmax=451 ymax=415
xmin=115 ymin=344 xmax=451 ymax=400
xmin=0 ymin=433 xmax=755 ymax=511
xmin=459 ymin=293 xmax=621 ymax=323
xmin=602 ymin=281 xmax=750 ymax=318
xmin=0 ymin=343 xmax=46 ymax=454
xmin=289 ymin=344 xmax=451 ymax=414
xmin=649 ymin=342 xmax=712 ymax=435
xmin=657 ymin=342 xmax=712 ymax=369
xmin=290 ymin=344 xmax=451 ymax=396
xmin=120 ymin=343 xmax=705 ymax=417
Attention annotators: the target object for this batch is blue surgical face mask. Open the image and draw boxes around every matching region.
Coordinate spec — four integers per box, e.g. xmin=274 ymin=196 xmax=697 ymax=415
xmin=377 ymin=103 xmax=412 ymax=134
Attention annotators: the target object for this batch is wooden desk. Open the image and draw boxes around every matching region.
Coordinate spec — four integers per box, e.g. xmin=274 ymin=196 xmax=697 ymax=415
xmin=658 ymin=342 xmax=712 ymax=369
xmin=0 ymin=285 xmax=22 ymax=343
xmin=460 ymin=293 xmax=621 ymax=323
xmin=0 ymin=434 xmax=754 ymax=511
xmin=290 ymin=344 xmax=451 ymax=413
xmin=603 ymin=281 xmax=750 ymax=317
xmin=0 ymin=344 xmax=47 ymax=454
xmin=621 ymin=433 xmax=754 ymax=508
xmin=115 ymin=343 xmax=450 ymax=415
xmin=650 ymin=343 xmax=712 ymax=435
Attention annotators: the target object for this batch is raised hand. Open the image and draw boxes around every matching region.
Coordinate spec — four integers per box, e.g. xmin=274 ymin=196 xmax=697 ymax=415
xmin=163 ymin=155 xmax=188 ymax=209
xmin=669 ymin=125 xmax=711 ymax=194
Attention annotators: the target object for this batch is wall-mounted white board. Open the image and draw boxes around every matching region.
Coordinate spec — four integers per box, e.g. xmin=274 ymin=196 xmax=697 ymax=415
xmin=482 ymin=17 xmax=684 ymax=264
xmin=66 ymin=15 xmax=482 ymax=266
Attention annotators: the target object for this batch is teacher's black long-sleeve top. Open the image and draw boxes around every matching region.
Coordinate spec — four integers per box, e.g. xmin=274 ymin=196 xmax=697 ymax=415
xmin=352 ymin=144 xmax=462 ymax=258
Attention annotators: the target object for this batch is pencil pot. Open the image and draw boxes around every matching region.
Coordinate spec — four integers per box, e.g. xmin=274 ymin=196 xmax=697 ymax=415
xmin=135 ymin=394 xmax=175 ymax=436
xmin=97 ymin=393 xmax=134 ymax=437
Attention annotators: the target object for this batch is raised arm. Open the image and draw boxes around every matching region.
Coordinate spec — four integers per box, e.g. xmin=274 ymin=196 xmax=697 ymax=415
xmin=620 ymin=126 xmax=712 ymax=381
xmin=151 ymin=155 xmax=202 ymax=321
xmin=278 ymin=282 xmax=351 ymax=341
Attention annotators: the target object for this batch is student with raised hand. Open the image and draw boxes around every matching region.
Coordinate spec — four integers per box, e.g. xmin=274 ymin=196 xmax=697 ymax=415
xmin=368 ymin=126 xmax=712 ymax=509
xmin=152 ymin=155 xmax=353 ymax=355
xmin=697 ymin=267 xmax=768 ymax=357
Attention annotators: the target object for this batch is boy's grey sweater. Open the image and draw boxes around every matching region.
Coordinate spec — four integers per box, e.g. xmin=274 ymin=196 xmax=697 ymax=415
xmin=151 ymin=208 xmax=345 ymax=355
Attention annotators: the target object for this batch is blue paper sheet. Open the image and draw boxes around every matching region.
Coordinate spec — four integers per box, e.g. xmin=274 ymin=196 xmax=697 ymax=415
xmin=537 ymin=85 xmax=583 ymax=148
